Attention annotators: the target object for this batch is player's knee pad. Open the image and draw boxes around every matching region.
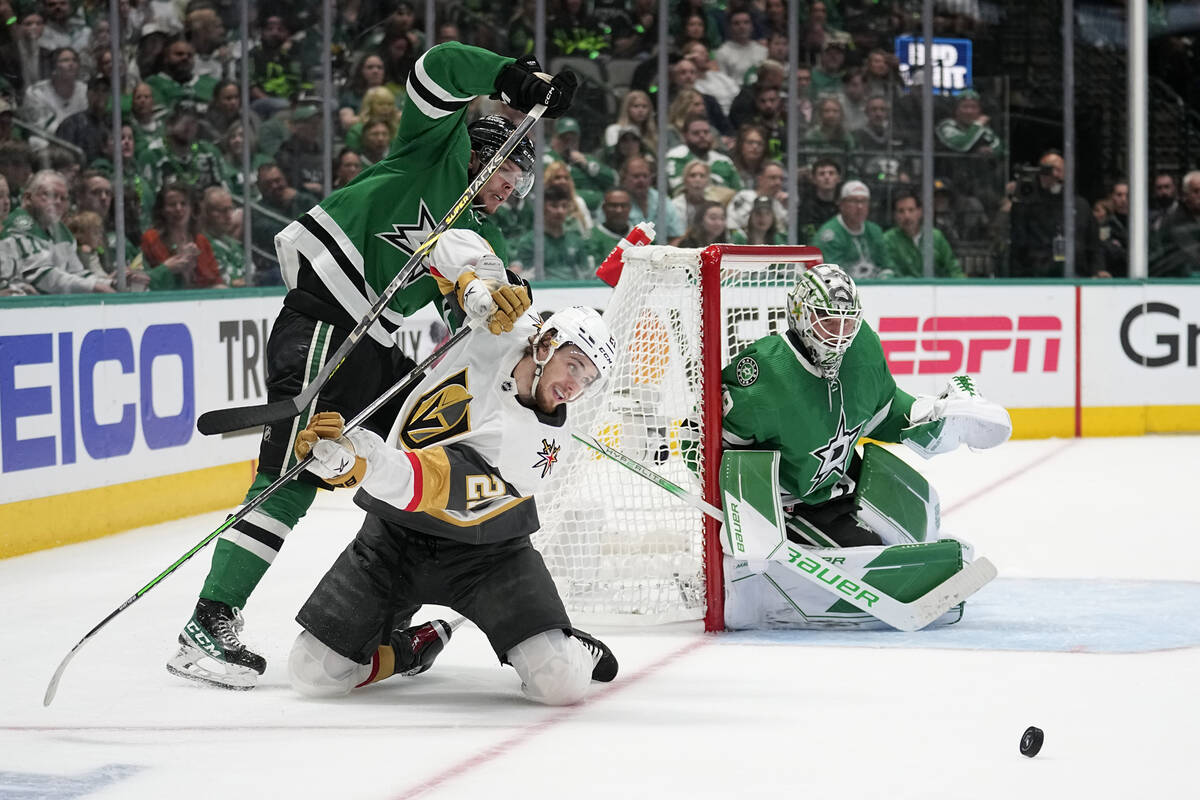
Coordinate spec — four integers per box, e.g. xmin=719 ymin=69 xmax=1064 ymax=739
xmin=288 ymin=630 xmax=369 ymax=697
xmin=506 ymin=629 xmax=593 ymax=706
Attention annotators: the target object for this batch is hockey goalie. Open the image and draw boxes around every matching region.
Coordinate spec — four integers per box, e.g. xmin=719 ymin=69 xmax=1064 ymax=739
xmin=715 ymin=263 xmax=1012 ymax=630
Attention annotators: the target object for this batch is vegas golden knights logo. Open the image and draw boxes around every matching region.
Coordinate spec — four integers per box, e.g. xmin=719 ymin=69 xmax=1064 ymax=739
xmin=400 ymin=368 xmax=472 ymax=449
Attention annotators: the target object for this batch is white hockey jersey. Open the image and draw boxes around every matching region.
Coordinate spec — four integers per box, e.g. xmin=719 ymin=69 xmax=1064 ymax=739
xmin=354 ymin=312 xmax=574 ymax=544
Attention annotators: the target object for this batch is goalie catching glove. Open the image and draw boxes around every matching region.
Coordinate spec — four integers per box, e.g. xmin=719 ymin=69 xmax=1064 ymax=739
xmin=455 ymin=254 xmax=531 ymax=335
xmin=903 ymin=375 xmax=1012 ymax=458
xmin=492 ymin=55 xmax=576 ymax=118
xmin=294 ymin=411 xmax=384 ymax=488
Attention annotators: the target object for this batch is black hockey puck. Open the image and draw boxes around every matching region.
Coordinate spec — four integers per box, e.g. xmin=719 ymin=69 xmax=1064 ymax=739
xmin=1020 ymin=726 xmax=1044 ymax=757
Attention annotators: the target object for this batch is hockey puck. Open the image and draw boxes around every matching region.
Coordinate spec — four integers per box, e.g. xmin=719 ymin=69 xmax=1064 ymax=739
xmin=1019 ymin=726 xmax=1044 ymax=757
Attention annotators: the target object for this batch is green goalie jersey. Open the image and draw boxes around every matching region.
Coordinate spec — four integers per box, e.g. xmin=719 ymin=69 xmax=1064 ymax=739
xmin=720 ymin=324 xmax=941 ymax=506
xmin=277 ymin=42 xmax=515 ymax=344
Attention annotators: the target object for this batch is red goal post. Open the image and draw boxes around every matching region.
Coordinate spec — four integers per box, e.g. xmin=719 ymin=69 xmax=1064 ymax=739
xmin=534 ymin=244 xmax=825 ymax=631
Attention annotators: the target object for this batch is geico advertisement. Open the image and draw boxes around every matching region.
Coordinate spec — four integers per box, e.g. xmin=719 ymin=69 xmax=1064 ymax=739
xmin=858 ymin=284 xmax=1076 ymax=408
xmin=1080 ymin=284 xmax=1200 ymax=406
xmin=0 ymin=288 xmax=615 ymax=503
xmin=0 ymin=296 xmax=279 ymax=503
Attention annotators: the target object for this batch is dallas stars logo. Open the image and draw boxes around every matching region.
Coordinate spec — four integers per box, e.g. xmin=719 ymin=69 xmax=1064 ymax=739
xmin=808 ymin=407 xmax=863 ymax=493
xmin=532 ymin=438 xmax=561 ymax=478
xmin=374 ymin=199 xmax=447 ymax=288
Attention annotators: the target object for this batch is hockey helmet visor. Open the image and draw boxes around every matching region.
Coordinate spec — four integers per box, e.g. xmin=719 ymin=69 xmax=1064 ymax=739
xmin=468 ymin=114 xmax=536 ymax=198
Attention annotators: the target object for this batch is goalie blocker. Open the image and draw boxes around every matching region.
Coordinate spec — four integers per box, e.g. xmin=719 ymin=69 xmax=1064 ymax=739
xmin=720 ymin=447 xmax=978 ymax=630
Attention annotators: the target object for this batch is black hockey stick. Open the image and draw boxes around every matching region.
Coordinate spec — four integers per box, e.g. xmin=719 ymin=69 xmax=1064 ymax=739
xmin=195 ymin=103 xmax=550 ymax=436
xmin=44 ymin=325 xmax=473 ymax=707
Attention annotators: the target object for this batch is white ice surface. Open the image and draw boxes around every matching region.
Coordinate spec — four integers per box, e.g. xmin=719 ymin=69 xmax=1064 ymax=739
xmin=2 ymin=436 xmax=1199 ymax=799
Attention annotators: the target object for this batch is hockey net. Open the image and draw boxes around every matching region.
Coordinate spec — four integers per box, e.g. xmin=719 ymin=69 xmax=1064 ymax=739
xmin=534 ymin=244 xmax=823 ymax=630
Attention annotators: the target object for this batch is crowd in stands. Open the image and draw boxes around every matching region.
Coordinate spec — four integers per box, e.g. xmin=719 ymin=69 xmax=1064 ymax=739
xmin=0 ymin=0 xmax=1196 ymax=295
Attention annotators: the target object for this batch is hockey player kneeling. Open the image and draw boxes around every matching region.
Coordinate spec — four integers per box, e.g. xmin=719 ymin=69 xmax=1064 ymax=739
xmin=719 ymin=264 xmax=1011 ymax=630
xmin=288 ymin=306 xmax=620 ymax=705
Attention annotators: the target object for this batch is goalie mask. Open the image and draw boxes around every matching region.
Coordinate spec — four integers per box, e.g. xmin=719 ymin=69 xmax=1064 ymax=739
xmin=531 ymin=306 xmax=618 ymax=401
xmin=787 ymin=263 xmax=863 ymax=380
xmin=467 ymin=115 xmax=536 ymax=198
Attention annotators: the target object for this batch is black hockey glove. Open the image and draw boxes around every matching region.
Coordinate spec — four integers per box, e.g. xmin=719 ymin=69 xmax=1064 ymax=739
xmin=493 ymin=55 xmax=577 ymax=118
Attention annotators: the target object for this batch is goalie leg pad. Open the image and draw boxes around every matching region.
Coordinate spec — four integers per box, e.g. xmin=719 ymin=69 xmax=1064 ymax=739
xmin=855 ymin=443 xmax=940 ymax=545
xmin=506 ymin=629 xmax=593 ymax=706
xmin=288 ymin=630 xmax=373 ymax=697
xmin=723 ymin=539 xmax=967 ymax=630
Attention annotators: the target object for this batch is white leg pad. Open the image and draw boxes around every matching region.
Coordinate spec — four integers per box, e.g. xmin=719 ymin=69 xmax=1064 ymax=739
xmin=506 ymin=630 xmax=593 ymax=706
xmin=288 ymin=630 xmax=372 ymax=697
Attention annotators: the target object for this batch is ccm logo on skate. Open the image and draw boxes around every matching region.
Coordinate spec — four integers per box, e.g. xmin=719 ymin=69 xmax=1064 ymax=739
xmin=786 ymin=546 xmax=882 ymax=606
xmin=878 ymin=315 xmax=1062 ymax=375
xmin=186 ymin=622 xmax=221 ymax=657
xmin=1120 ymin=303 xmax=1199 ymax=367
xmin=0 ymin=325 xmax=194 ymax=473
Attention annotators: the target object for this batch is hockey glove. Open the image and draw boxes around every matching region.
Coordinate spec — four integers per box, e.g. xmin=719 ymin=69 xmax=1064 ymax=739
xmin=455 ymin=262 xmax=532 ymax=335
xmin=492 ymin=55 xmax=577 ymax=118
xmin=904 ymin=375 xmax=1012 ymax=457
xmin=294 ymin=411 xmax=383 ymax=488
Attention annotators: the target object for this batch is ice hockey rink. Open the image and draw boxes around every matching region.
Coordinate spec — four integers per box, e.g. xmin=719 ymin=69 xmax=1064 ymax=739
xmin=2 ymin=434 xmax=1198 ymax=799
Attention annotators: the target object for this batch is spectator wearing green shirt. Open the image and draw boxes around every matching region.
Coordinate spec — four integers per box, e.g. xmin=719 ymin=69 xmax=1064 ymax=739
xmin=815 ymin=180 xmax=891 ymax=279
xmin=666 ymin=114 xmax=741 ymax=193
xmin=139 ymin=102 xmax=225 ymax=190
xmin=198 ymin=185 xmax=247 ymax=286
xmin=882 ymin=192 xmax=963 ymax=278
xmin=145 ymin=36 xmax=218 ymax=119
xmin=512 ymin=183 xmax=590 ymax=280
xmin=810 ymin=39 xmax=847 ymax=98
xmin=544 ymin=116 xmax=615 ymax=210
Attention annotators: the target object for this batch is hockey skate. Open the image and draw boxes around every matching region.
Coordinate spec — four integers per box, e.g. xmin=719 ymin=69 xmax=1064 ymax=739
xmin=390 ymin=619 xmax=454 ymax=677
xmin=166 ymin=599 xmax=267 ymax=690
xmin=572 ymin=629 xmax=618 ymax=682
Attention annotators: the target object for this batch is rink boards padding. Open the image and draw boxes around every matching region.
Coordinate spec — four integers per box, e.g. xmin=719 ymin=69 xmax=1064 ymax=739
xmin=0 ymin=277 xmax=1198 ymax=557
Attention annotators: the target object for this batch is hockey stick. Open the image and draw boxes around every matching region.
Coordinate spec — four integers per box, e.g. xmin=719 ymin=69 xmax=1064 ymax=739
xmin=571 ymin=432 xmax=997 ymax=632
xmin=195 ymin=103 xmax=550 ymax=436
xmin=44 ymin=325 xmax=474 ymax=707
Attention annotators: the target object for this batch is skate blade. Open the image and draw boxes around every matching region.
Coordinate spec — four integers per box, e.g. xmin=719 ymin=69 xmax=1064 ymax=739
xmin=166 ymin=645 xmax=258 ymax=690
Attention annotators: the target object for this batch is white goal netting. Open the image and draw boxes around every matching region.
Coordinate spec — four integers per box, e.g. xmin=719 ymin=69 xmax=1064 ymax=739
xmin=534 ymin=244 xmax=823 ymax=627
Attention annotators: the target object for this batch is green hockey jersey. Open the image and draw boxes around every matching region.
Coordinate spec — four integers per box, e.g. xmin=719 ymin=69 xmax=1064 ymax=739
xmin=276 ymin=43 xmax=515 ymax=345
xmin=720 ymin=325 xmax=941 ymax=506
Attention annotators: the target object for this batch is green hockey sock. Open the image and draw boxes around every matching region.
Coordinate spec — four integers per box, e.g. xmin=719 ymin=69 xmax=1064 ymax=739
xmin=198 ymin=474 xmax=318 ymax=609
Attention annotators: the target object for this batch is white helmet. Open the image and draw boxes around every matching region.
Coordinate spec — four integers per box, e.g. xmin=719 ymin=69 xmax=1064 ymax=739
xmin=531 ymin=306 xmax=617 ymax=399
xmin=787 ymin=263 xmax=863 ymax=380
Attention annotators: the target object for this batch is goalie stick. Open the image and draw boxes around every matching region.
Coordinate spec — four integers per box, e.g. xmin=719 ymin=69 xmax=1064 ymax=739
xmin=195 ymin=102 xmax=550 ymax=436
xmin=44 ymin=325 xmax=474 ymax=707
xmin=571 ymin=432 xmax=997 ymax=632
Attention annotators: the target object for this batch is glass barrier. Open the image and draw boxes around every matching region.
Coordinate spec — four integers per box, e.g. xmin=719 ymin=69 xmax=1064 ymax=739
xmin=0 ymin=0 xmax=1196 ymax=300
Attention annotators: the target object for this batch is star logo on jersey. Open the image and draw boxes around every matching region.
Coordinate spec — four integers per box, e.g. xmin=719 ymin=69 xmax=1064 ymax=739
xmin=400 ymin=368 xmax=472 ymax=449
xmin=807 ymin=407 xmax=863 ymax=493
xmin=735 ymin=356 xmax=758 ymax=386
xmin=531 ymin=438 xmax=561 ymax=478
xmin=375 ymin=199 xmax=440 ymax=287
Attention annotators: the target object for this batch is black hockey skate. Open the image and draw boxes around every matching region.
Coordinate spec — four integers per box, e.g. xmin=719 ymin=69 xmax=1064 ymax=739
xmin=572 ymin=629 xmax=619 ymax=682
xmin=390 ymin=619 xmax=454 ymax=677
xmin=166 ymin=599 xmax=267 ymax=690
